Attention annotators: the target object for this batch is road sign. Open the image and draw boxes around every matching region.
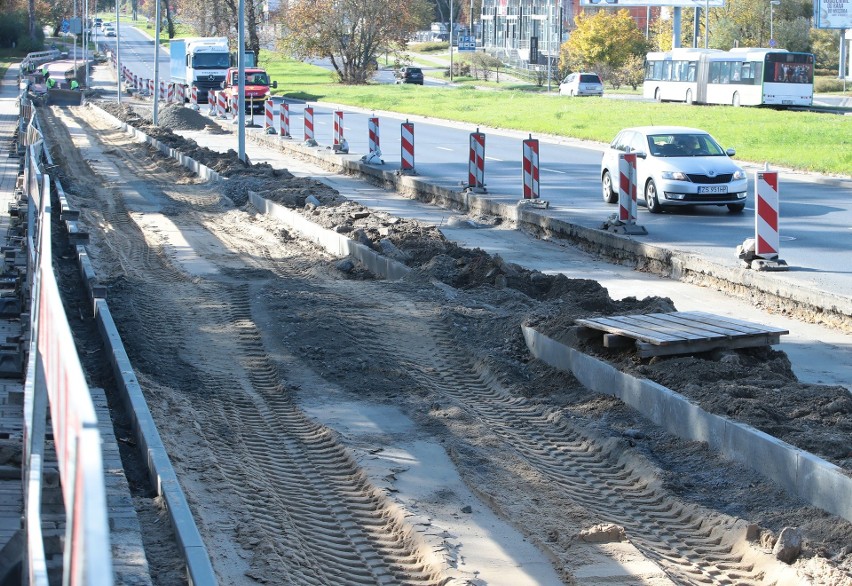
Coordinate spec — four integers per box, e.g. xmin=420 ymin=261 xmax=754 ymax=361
xmin=769 ymin=38 xmax=777 ymax=47
xmin=457 ymin=36 xmax=476 ymax=51
xmin=61 ymin=19 xmax=70 ymax=33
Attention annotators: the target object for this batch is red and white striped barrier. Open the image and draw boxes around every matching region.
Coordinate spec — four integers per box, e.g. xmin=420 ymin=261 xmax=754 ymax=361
xmin=279 ymin=102 xmax=290 ymax=137
xmin=230 ymin=93 xmax=239 ymax=120
xmin=756 ymin=169 xmax=780 ymax=259
xmin=265 ymin=100 xmax=275 ymax=132
xmin=468 ymin=130 xmax=486 ymax=192
xmin=158 ymin=81 xmax=165 ymax=100
xmin=167 ymin=83 xmax=175 ymax=103
xmin=522 ymin=136 xmax=539 ymax=200
xmin=333 ymin=110 xmax=344 ymax=146
xmin=304 ymin=106 xmax=315 ymax=142
xmin=147 ymin=79 xmax=154 ymax=96
xmin=368 ymin=117 xmax=380 ymax=156
xmin=619 ymin=153 xmax=638 ymax=223
xmin=133 ymin=74 xmax=139 ymax=92
xmin=208 ymin=89 xmax=216 ymax=115
xmin=216 ymin=91 xmax=227 ymax=118
xmin=190 ymin=86 xmax=198 ymax=108
xmin=401 ymin=121 xmax=415 ymax=172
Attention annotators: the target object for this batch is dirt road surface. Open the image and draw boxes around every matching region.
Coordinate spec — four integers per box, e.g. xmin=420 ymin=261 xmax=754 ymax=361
xmin=37 ymin=99 xmax=852 ymax=586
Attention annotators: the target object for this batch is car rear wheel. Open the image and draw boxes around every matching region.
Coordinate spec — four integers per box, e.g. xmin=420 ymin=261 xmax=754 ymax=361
xmin=602 ymin=171 xmax=617 ymax=204
xmin=645 ymin=179 xmax=663 ymax=214
xmin=727 ymin=202 xmax=746 ymax=213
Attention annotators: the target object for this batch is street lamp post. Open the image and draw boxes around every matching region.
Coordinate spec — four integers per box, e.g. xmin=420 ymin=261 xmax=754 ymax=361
xmin=769 ymin=0 xmax=780 ymax=47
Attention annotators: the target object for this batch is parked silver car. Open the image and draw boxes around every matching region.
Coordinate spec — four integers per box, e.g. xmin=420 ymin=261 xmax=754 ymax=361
xmin=559 ymin=72 xmax=604 ymax=97
xmin=600 ymin=126 xmax=748 ymax=213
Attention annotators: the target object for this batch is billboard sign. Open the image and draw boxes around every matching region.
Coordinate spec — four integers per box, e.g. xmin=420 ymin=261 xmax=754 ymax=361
xmin=814 ymin=0 xmax=852 ymax=28
xmin=579 ymin=0 xmax=724 ymax=6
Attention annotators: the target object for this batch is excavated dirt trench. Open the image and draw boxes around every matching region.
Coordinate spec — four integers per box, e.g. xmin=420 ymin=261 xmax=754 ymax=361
xmin=37 ymin=100 xmax=852 ymax=585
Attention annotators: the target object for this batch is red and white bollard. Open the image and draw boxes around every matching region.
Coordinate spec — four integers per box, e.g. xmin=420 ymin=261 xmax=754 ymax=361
xmin=216 ymin=91 xmax=228 ymax=118
xmin=738 ymin=165 xmax=787 ymax=270
xmin=167 ymin=83 xmax=175 ymax=103
xmin=148 ymin=79 xmax=154 ymax=97
xmin=361 ymin=117 xmax=383 ymax=164
xmin=207 ymin=90 xmax=216 ymax=115
xmin=602 ymin=153 xmax=646 ymax=234
xmin=190 ymin=86 xmax=198 ymax=109
xmin=619 ymin=153 xmax=638 ymax=223
xmin=303 ymin=106 xmax=316 ymax=144
xmin=400 ymin=121 xmax=415 ymax=173
xmin=522 ymin=135 xmax=540 ymax=200
xmin=279 ymin=102 xmax=290 ymax=137
xmin=265 ymin=100 xmax=275 ymax=133
xmin=468 ymin=129 xmax=486 ymax=193
xmin=229 ymin=94 xmax=239 ymax=122
xmin=332 ymin=110 xmax=344 ymax=146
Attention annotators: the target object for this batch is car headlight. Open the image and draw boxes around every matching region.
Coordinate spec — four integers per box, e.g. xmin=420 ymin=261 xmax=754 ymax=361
xmin=732 ymin=170 xmax=746 ymax=180
xmin=661 ymin=171 xmax=689 ymax=181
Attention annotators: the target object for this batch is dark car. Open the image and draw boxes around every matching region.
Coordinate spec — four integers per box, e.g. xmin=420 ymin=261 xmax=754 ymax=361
xmin=396 ymin=67 xmax=424 ymax=85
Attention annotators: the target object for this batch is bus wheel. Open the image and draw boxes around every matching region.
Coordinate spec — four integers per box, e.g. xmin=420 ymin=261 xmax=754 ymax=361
xmin=732 ymin=92 xmax=741 ymax=107
xmin=685 ymin=89 xmax=693 ymax=104
xmin=655 ymin=88 xmax=662 ymax=102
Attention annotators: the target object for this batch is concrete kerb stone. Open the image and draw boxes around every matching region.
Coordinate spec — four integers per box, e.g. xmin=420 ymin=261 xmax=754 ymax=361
xmin=521 ymin=325 xmax=852 ymax=523
xmin=93 ymin=299 xmax=217 ymax=585
xmin=244 ymin=125 xmax=852 ymax=329
xmin=248 ymin=191 xmax=411 ymax=281
xmin=90 ymin=103 xmax=221 ymax=183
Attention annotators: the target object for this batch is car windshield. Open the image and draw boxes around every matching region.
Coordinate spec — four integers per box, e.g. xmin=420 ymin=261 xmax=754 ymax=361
xmin=192 ymin=53 xmax=230 ymax=69
xmin=647 ymin=133 xmax=725 ymax=157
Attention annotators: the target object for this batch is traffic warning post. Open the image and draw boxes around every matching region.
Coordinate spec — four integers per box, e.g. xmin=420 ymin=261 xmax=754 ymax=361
xmin=400 ymin=120 xmax=415 ymax=174
xmin=332 ymin=110 xmax=348 ymax=152
xmin=265 ymin=99 xmax=275 ymax=134
xmin=601 ymin=153 xmax=647 ymax=235
xmin=467 ymin=129 xmax=487 ymax=193
xmin=303 ymin=106 xmax=317 ymax=146
xmin=361 ymin=117 xmax=383 ymax=165
xmin=737 ymin=164 xmax=788 ymax=270
xmin=279 ymin=102 xmax=290 ymax=138
xmin=522 ymin=136 xmax=540 ymax=200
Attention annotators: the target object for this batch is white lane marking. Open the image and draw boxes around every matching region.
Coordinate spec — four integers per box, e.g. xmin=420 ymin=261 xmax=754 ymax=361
xmin=542 ymin=167 xmax=567 ymax=174
xmin=436 ymin=146 xmax=453 ymax=151
xmin=485 ymin=156 xmax=503 ymax=162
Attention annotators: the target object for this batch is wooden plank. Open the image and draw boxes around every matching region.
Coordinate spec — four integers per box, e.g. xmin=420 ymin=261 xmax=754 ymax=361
xmin=607 ymin=314 xmax=721 ymax=341
xmin=575 ymin=316 xmax=682 ymax=344
xmin=637 ymin=333 xmax=783 ymax=358
xmin=676 ymin=311 xmax=789 ymax=335
xmin=629 ymin=313 xmax=745 ymax=340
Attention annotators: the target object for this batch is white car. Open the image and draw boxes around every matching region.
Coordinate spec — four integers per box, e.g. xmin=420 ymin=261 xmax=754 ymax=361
xmin=600 ymin=126 xmax=748 ymax=213
xmin=559 ymin=72 xmax=604 ymax=97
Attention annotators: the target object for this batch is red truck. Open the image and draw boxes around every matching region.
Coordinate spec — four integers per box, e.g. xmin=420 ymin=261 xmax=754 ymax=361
xmin=220 ymin=67 xmax=277 ymax=114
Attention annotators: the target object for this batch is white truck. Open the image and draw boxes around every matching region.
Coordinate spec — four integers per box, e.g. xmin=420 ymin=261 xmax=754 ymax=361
xmin=170 ymin=37 xmax=230 ymax=103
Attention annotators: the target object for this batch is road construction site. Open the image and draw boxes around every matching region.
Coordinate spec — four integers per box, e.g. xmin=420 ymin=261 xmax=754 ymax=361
xmin=5 ymin=58 xmax=851 ymax=585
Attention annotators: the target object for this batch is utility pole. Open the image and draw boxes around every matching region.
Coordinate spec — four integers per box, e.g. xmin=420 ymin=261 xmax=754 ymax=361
xmin=153 ymin=0 xmax=161 ymax=125
xmin=450 ymin=0 xmax=454 ymax=81
xmin=115 ymin=0 xmax=121 ymax=103
xmin=238 ymin=0 xmax=246 ymax=162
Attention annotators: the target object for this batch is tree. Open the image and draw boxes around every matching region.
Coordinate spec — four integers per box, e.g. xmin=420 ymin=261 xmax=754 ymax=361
xmin=279 ymin=0 xmax=430 ymax=84
xmin=811 ymin=28 xmax=839 ymax=71
xmin=562 ymin=9 xmax=648 ymax=78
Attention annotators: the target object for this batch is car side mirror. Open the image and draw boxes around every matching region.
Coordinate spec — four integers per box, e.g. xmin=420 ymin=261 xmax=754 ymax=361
xmin=272 ymin=81 xmax=277 ymax=89
xmin=726 ymin=148 xmax=736 ymax=157
xmin=634 ymin=151 xmax=647 ymax=159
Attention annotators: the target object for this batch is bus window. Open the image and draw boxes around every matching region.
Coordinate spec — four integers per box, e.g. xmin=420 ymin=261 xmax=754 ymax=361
xmin=719 ymin=62 xmax=732 ymax=83
xmin=687 ymin=62 xmax=696 ymax=82
xmin=731 ymin=62 xmax=742 ymax=83
xmin=663 ymin=61 xmax=672 ymax=81
xmin=709 ymin=62 xmax=720 ymax=83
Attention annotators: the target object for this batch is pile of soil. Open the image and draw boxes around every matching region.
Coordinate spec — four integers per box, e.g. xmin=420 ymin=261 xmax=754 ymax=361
xmin=92 ymin=98 xmax=852 ymax=474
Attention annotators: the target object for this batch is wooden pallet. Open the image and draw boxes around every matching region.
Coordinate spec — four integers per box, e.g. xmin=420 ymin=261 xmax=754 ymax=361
xmin=575 ymin=311 xmax=789 ymax=358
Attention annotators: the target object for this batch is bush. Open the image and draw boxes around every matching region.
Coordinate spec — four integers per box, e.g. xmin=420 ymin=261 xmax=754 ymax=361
xmin=409 ymin=42 xmax=448 ymax=53
xmin=814 ymin=77 xmax=847 ymax=93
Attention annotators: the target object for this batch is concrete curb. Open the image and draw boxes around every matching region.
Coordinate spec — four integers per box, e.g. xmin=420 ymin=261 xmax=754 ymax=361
xmin=521 ymin=325 xmax=852 ymax=524
xmin=248 ymin=191 xmax=410 ymax=280
xmin=92 ymin=104 xmax=222 ymax=182
xmin=94 ymin=299 xmax=217 ymax=586
xmin=244 ymin=127 xmax=852 ymax=330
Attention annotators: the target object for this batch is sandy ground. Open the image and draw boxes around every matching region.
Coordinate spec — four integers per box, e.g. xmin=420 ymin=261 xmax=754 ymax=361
xmin=36 ymin=95 xmax=852 ymax=586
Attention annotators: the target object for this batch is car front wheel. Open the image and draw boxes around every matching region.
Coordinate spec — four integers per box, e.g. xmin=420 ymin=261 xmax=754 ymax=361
xmin=645 ymin=179 xmax=663 ymax=214
xmin=602 ymin=171 xmax=617 ymax=204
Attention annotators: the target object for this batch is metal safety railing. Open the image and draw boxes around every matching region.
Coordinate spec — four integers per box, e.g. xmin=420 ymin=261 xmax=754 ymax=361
xmin=17 ymin=90 xmax=114 ymax=586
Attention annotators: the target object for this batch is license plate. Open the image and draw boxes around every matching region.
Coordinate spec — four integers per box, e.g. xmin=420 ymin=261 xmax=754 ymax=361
xmin=698 ymin=185 xmax=728 ymax=194
xmin=782 ymin=100 xmax=793 ymax=105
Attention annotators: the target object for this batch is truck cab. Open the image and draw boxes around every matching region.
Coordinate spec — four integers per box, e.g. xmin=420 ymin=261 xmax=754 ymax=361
xmin=221 ymin=67 xmax=277 ymax=114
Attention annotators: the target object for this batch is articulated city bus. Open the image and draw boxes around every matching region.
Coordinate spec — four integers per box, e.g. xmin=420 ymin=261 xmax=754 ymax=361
xmin=643 ymin=47 xmax=814 ymax=107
